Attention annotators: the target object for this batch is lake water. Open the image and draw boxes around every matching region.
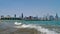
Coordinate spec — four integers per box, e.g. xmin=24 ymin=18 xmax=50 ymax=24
xmin=0 ymin=20 xmax=60 ymax=34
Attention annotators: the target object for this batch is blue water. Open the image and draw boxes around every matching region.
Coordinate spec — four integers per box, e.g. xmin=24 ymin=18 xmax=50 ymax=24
xmin=22 ymin=21 xmax=60 ymax=26
xmin=1 ymin=20 xmax=60 ymax=26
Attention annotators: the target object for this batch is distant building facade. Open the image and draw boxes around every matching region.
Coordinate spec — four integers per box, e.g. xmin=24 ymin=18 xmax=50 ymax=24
xmin=14 ymin=14 xmax=16 ymax=18
xmin=1 ymin=15 xmax=4 ymax=18
xmin=49 ymin=15 xmax=54 ymax=20
xmin=55 ymin=13 xmax=59 ymax=20
xmin=21 ymin=13 xmax=23 ymax=19
xmin=6 ymin=15 xmax=11 ymax=18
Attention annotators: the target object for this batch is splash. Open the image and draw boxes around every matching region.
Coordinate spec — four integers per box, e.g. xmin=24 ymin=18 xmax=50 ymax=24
xmin=14 ymin=22 xmax=58 ymax=34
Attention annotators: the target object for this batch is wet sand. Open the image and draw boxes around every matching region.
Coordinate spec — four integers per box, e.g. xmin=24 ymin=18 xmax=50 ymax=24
xmin=0 ymin=28 xmax=38 ymax=34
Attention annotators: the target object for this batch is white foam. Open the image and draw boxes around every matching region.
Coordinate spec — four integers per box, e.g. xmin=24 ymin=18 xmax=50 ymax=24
xmin=14 ymin=22 xmax=22 ymax=25
xmin=14 ymin=22 xmax=58 ymax=34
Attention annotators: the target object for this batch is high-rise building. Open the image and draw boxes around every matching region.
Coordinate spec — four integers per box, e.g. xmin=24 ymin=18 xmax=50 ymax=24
xmin=55 ymin=13 xmax=58 ymax=19
xmin=21 ymin=13 xmax=23 ymax=18
xmin=14 ymin=14 xmax=16 ymax=18
xmin=55 ymin=13 xmax=58 ymax=20
xmin=49 ymin=15 xmax=54 ymax=20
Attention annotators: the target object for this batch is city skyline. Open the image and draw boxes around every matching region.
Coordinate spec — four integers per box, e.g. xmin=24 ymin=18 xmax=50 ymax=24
xmin=0 ymin=13 xmax=59 ymax=18
xmin=0 ymin=13 xmax=59 ymax=21
xmin=0 ymin=0 xmax=60 ymax=17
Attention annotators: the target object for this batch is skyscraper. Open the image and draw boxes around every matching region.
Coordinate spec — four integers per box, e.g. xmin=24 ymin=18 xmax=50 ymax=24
xmin=55 ymin=13 xmax=58 ymax=20
xmin=55 ymin=13 xmax=58 ymax=19
xmin=21 ymin=13 xmax=23 ymax=19
xmin=14 ymin=14 xmax=16 ymax=18
xmin=49 ymin=15 xmax=54 ymax=20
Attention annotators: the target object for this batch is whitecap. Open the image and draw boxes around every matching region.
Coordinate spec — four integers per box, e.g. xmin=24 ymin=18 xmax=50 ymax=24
xmin=14 ymin=22 xmax=58 ymax=34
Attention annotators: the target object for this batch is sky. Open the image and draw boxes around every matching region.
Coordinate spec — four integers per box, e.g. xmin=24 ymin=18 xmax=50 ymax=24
xmin=0 ymin=0 xmax=60 ymax=17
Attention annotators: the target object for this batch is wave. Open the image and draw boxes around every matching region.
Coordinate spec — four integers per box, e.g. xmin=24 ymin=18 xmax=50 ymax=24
xmin=14 ymin=22 xmax=58 ymax=34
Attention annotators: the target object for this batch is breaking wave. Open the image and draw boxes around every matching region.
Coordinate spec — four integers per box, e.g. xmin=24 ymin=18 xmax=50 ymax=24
xmin=14 ymin=22 xmax=58 ymax=34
